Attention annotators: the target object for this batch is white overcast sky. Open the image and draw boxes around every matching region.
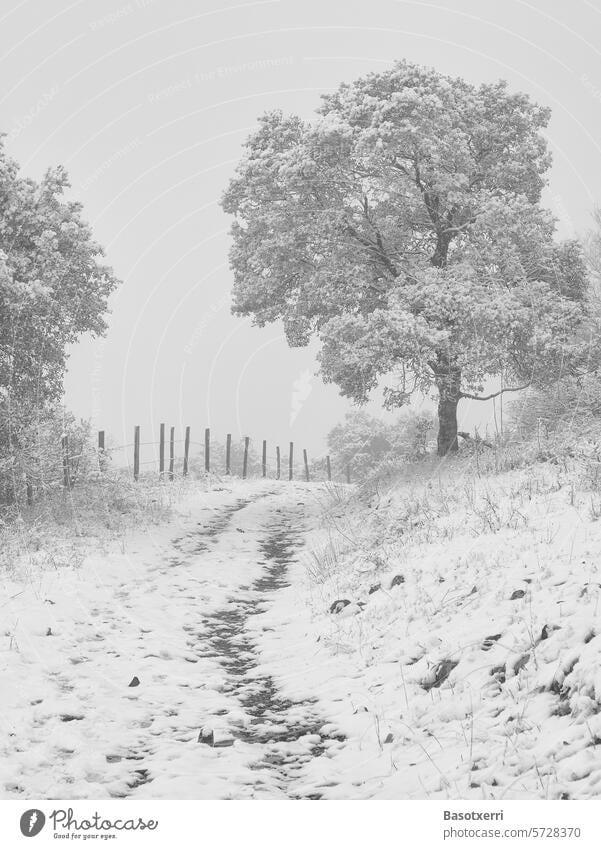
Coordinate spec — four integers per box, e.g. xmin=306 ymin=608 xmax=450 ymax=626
xmin=1 ymin=0 xmax=600 ymax=460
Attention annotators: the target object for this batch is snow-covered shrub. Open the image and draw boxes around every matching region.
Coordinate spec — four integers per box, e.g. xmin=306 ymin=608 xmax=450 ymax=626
xmin=0 ymin=402 xmax=188 ymax=555
xmin=492 ymin=371 xmax=601 ymax=490
xmin=510 ymin=376 xmax=601 ymax=441
xmin=327 ymin=409 xmax=435 ymax=482
xmin=0 ymin=403 xmax=94 ymax=510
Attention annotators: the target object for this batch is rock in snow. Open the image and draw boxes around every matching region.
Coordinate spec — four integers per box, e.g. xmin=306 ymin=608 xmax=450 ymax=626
xmin=197 ymin=726 xmax=214 ymax=746
xmin=329 ymin=599 xmax=352 ymax=614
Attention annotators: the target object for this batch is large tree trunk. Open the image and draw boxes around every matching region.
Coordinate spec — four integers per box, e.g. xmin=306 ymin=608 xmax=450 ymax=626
xmin=435 ymin=360 xmax=462 ymax=456
xmin=430 ymin=233 xmax=461 ymax=456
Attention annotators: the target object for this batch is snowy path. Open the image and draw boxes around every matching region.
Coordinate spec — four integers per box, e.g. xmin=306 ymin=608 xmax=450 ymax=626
xmin=195 ymin=509 xmax=345 ymax=798
xmin=9 ymin=464 xmax=598 ymax=802
xmin=0 ymin=482 xmax=347 ymax=800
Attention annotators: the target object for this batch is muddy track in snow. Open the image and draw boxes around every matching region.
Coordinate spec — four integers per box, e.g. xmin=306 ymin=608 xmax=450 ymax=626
xmin=109 ymin=496 xmax=264 ymax=797
xmin=198 ymin=507 xmax=345 ymax=799
xmin=116 ymin=490 xmax=343 ymax=799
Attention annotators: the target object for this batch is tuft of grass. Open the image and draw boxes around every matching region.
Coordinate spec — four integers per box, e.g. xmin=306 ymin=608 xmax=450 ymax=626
xmin=0 ymin=469 xmax=206 ymax=579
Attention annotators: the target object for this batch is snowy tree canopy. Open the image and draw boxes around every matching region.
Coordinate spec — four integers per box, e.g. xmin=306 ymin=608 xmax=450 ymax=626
xmin=0 ymin=139 xmax=119 ymax=410
xmin=221 ymin=61 xmax=589 ymax=454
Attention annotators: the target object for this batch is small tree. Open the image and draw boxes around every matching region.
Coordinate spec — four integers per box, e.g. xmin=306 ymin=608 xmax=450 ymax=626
xmin=222 ymin=61 xmax=588 ymax=455
xmin=585 ymin=207 xmax=601 ymax=292
xmin=0 ymin=138 xmax=119 ymax=499
xmin=328 ymin=409 xmax=434 ymax=480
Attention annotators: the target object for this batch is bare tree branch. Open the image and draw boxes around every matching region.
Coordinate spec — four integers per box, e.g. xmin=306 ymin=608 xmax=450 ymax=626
xmin=460 ymin=382 xmax=531 ymax=402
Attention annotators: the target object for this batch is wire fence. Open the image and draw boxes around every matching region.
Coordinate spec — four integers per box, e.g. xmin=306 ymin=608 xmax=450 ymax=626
xmin=57 ymin=425 xmax=352 ymax=492
xmin=0 ymin=421 xmax=354 ymax=511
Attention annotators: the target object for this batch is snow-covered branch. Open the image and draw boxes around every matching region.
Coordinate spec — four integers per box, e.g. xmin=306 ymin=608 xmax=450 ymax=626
xmin=460 ymin=382 xmax=531 ymax=402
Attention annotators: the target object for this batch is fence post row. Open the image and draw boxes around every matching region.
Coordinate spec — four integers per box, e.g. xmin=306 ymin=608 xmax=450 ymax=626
xmin=93 ymin=428 xmax=351 ymax=485
xmin=242 ymin=436 xmax=250 ymax=480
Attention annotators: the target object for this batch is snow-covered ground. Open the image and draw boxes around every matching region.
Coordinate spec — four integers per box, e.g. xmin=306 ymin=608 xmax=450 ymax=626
xmin=296 ymin=456 xmax=601 ymax=800
xmin=2 ymin=455 xmax=601 ymax=800
xmin=0 ymin=480 xmax=346 ymax=799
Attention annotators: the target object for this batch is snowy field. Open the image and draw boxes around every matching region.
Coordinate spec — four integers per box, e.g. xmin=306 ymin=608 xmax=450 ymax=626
xmin=0 ymin=480 xmax=349 ymax=800
xmin=2 ymin=458 xmax=601 ymax=800
xmin=303 ymin=457 xmax=601 ymax=800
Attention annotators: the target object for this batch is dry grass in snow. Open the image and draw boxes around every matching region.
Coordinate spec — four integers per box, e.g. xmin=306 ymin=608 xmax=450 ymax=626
xmin=295 ymin=450 xmax=601 ymax=799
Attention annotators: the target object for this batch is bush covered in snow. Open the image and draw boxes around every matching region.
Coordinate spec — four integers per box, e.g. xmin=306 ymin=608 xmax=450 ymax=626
xmin=327 ymin=409 xmax=435 ymax=482
xmin=0 ymin=404 xmax=93 ymax=512
xmin=509 ymin=376 xmax=601 ymax=441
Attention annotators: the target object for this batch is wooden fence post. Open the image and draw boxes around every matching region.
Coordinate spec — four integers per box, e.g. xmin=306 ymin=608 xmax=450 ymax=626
xmin=183 ymin=426 xmax=190 ymax=476
xmin=289 ymin=442 xmax=293 ymax=481
xmin=97 ymin=430 xmax=106 ymax=473
xmin=326 ymin=455 xmax=331 ymax=482
xmin=205 ymin=427 xmax=210 ymax=474
xmin=62 ymin=435 xmax=71 ymax=491
xmin=303 ymin=449 xmax=310 ymax=482
xmin=276 ymin=446 xmax=281 ymax=480
xmin=225 ymin=433 xmax=231 ymax=475
xmin=262 ymin=440 xmax=267 ymax=478
xmin=169 ymin=427 xmax=175 ymax=480
xmin=159 ymin=423 xmax=165 ymax=477
xmin=133 ymin=426 xmax=140 ymax=481
xmin=242 ymin=436 xmax=250 ymax=479
xmin=346 ymin=463 xmax=351 ymax=485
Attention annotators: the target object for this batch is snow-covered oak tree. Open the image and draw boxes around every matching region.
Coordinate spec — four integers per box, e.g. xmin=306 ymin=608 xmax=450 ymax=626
xmin=221 ymin=61 xmax=588 ymax=455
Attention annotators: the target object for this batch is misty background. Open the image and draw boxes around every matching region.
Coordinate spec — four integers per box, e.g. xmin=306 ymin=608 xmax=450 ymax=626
xmin=1 ymin=0 xmax=599 ymax=460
